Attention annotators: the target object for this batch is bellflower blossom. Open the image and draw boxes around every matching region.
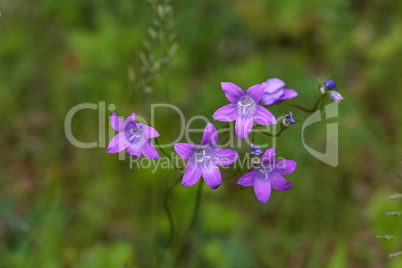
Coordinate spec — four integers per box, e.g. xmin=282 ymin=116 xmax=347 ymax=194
xmin=320 ymin=79 xmax=343 ymax=102
xmin=320 ymin=79 xmax=337 ymax=94
xmin=174 ymin=123 xmax=238 ymax=189
xmin=259 ymin=78 xmax=298 ymax=106
xmin=249 ymin=143 xmax=263 ymax=156
xmin=330 ymin=91 xmax=344 ymax=102
xmin=324 ymin=79 xmax=337 ymax=90
xmin=107 ymin=113 xmax=160 ymax=160
xmin=212 ymin=82 xmax=277 ymax=139
xmin=237 ymin=147 xmax=296 ymax=204
xmin=282 ymin=112 xmax=296 ymax=126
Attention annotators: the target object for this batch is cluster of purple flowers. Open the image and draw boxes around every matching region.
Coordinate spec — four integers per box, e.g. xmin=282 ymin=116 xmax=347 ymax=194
xmin=321 ymin=79 xmax=343 ymax=102
xmin=107 ymin=78 xmax=341 ymax=203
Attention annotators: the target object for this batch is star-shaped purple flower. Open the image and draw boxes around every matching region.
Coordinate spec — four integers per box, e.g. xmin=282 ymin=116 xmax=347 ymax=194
xmin=212 ymin=82 xmax=277 ymax=139
xmin=259 ymin=78 xmax=298 ymax=106
xmin=107 ymin=113 xmax=160 ymax=160
xmin=174 ymin=123 xmax=238 ymax=189
xmin=237 ymin=147 xmax=296 ymax=204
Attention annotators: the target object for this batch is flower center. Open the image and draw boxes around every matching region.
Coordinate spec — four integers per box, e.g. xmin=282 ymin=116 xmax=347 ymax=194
xmin=237 ymin=96 xmax=256 ymax=116
xmin=259 ymin=164 xmax=273 ymax=180
xmin=129 ymin=128 xmax=143 ymax=141
xmin=194 ymin=148 xmax=206 ymax=162
xmin=194 ymin=147 xmax=212 ymax=164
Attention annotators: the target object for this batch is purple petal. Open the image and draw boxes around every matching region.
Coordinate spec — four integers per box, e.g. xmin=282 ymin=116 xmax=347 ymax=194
xmin=174 ymin=143 xmax=197 ymax=161
xmin=330 ymin=91 xmax=343 ymax=102
xmin=202 ymin=164 xmax=222 ymax=189
xmin=141 ymin=139 xmax=161 ymax=160
xmin=275 ymin=159 xmax=297 ymax=175
xmin=253 ymin=177 xmax=271 ymax=204
xmin=182 ymin=160 xmax=202 ymax=187
xmin=107 ymin=132 xmax=131 ymax=153
xmin=261 ymin=147 xmax=276 ymax=163
xmin=126 ymin=144 xmax=142 ymax=158
xmin=221 ymin=82 xmax=245 ymax=102
xmin=110 ymin=113 xmax=126 ymax=132
xmin=270 ymin=171 xmax=292 ymax=191
xmin=200 ymin=123 xmax=219 ymax=146
xmin=127 ymin=112 xmax=136 ymax=123
xmin=236 ymin=168 xmax=255 ymax=187
xmin=141 ymin=125 xmax=160 ymax=139
xmin=264 ymin=78 xmax=286 ymax=93
xmin=235 ymin=116 xmax=253 ymax=139
xmin=212 ymin=103 xmax=237 ymax=122
xmin=246 ymin=83 xmax=265 ymax=103
xmin=278 ymin=89 xmax=298 ymax=100
xmin=259 ymin=90 xmax=284 ymax=106
xmin=211 ymin=148 xmax=238 ymax=166
xmin=253 ymin=105 xmax=277 ymax=125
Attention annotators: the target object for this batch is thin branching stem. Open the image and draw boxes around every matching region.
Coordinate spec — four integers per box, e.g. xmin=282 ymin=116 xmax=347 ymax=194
xmin=223 ymin=168 xmax=241 ymax=181
xmin=286 ymin=94 xmax=325 ymax=113
xmin=164 ymin=175 xmax=182 ymax=247
xmin=155 ymin=174 xmax=182 ymax=267
xmin=260 ymin=128 xmax=286 ymax=137
xmin=175 ymin=182 xmax=204 ymax=266
xmin=154 ymin=138 xmax=182 ymax=170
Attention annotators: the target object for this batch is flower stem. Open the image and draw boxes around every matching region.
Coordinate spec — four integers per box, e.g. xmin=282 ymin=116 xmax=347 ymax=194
xmin=154 ymin=138 xmax=183 ymax=170
xmin=260 ymin=128 xmax=286 ymax=137
xmin=286 ymin=94 xmax=325 ymax=113
xmin=164 ymin=175 xmax=182 ymax=247
xmin=154 ymin=174 xmax=182 ymax=267
xmin=252 ymin=126 xmax=256 ymax=144
xmin=175 ymin=182 xmax=204 ymax=266
xmin=223 ymin=168 xmax=241 ymax=180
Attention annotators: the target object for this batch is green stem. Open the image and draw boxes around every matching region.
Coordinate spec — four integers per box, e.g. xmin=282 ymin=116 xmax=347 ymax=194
xmin=252 ymin=126 xmax=256 ymax=144
xmin=164 ymin=175 xmax=182 ymax=247
xmin=286 ymin=94 xmax=324 ymax=113
xmin=154 ymin=138 xmax=182 ymax=170
xmin=260 ymin=128 xmax=286 ymax=137
xmin=175 ymin=182 xmax=204 ymax=266
xmin=223 ymin=168 xmax=241 ymax=181
xmin=155 ymin=174 xmax=182 ymax=268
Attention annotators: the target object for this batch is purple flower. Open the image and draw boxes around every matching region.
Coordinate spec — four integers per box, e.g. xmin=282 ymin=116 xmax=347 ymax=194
xmin=174 ymin=123 xmax=238 ymax=189
xmin=212 ymin=82 xmax=277 ymax=139
xmin=324 ymin=79 xmax=337 ymax=90
xmin=237 ymin=147 xmax=296 ymax=204
xmin=259 ymin=78 xmax=298 ymax=106
xmin=330 ymin=91 xmax=343 ymax=102
xmin=283 ymin=111 xmax=296 ymax=126
xmin=249 ymin=143 xmax=263 ymax=156
xmin=107 ymin=113 xmax=160 ymax=160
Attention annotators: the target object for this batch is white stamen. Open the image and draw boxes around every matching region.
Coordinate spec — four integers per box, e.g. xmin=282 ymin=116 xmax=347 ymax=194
xmin=195 ymin=150 xmax=206 ymax=162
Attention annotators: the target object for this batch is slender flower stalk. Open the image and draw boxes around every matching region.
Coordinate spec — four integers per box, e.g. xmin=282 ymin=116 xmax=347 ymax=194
xmin=174 ymin=181 xmax=203 ymax=266
xmin=286 ymin=94 xmax=324 ymax=113
xmin=154 ymin=138 xmax=183 ymax=170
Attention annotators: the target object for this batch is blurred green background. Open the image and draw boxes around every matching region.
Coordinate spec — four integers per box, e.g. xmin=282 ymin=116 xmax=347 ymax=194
xmin=0 ymin=0 xmax=401 ymax=267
